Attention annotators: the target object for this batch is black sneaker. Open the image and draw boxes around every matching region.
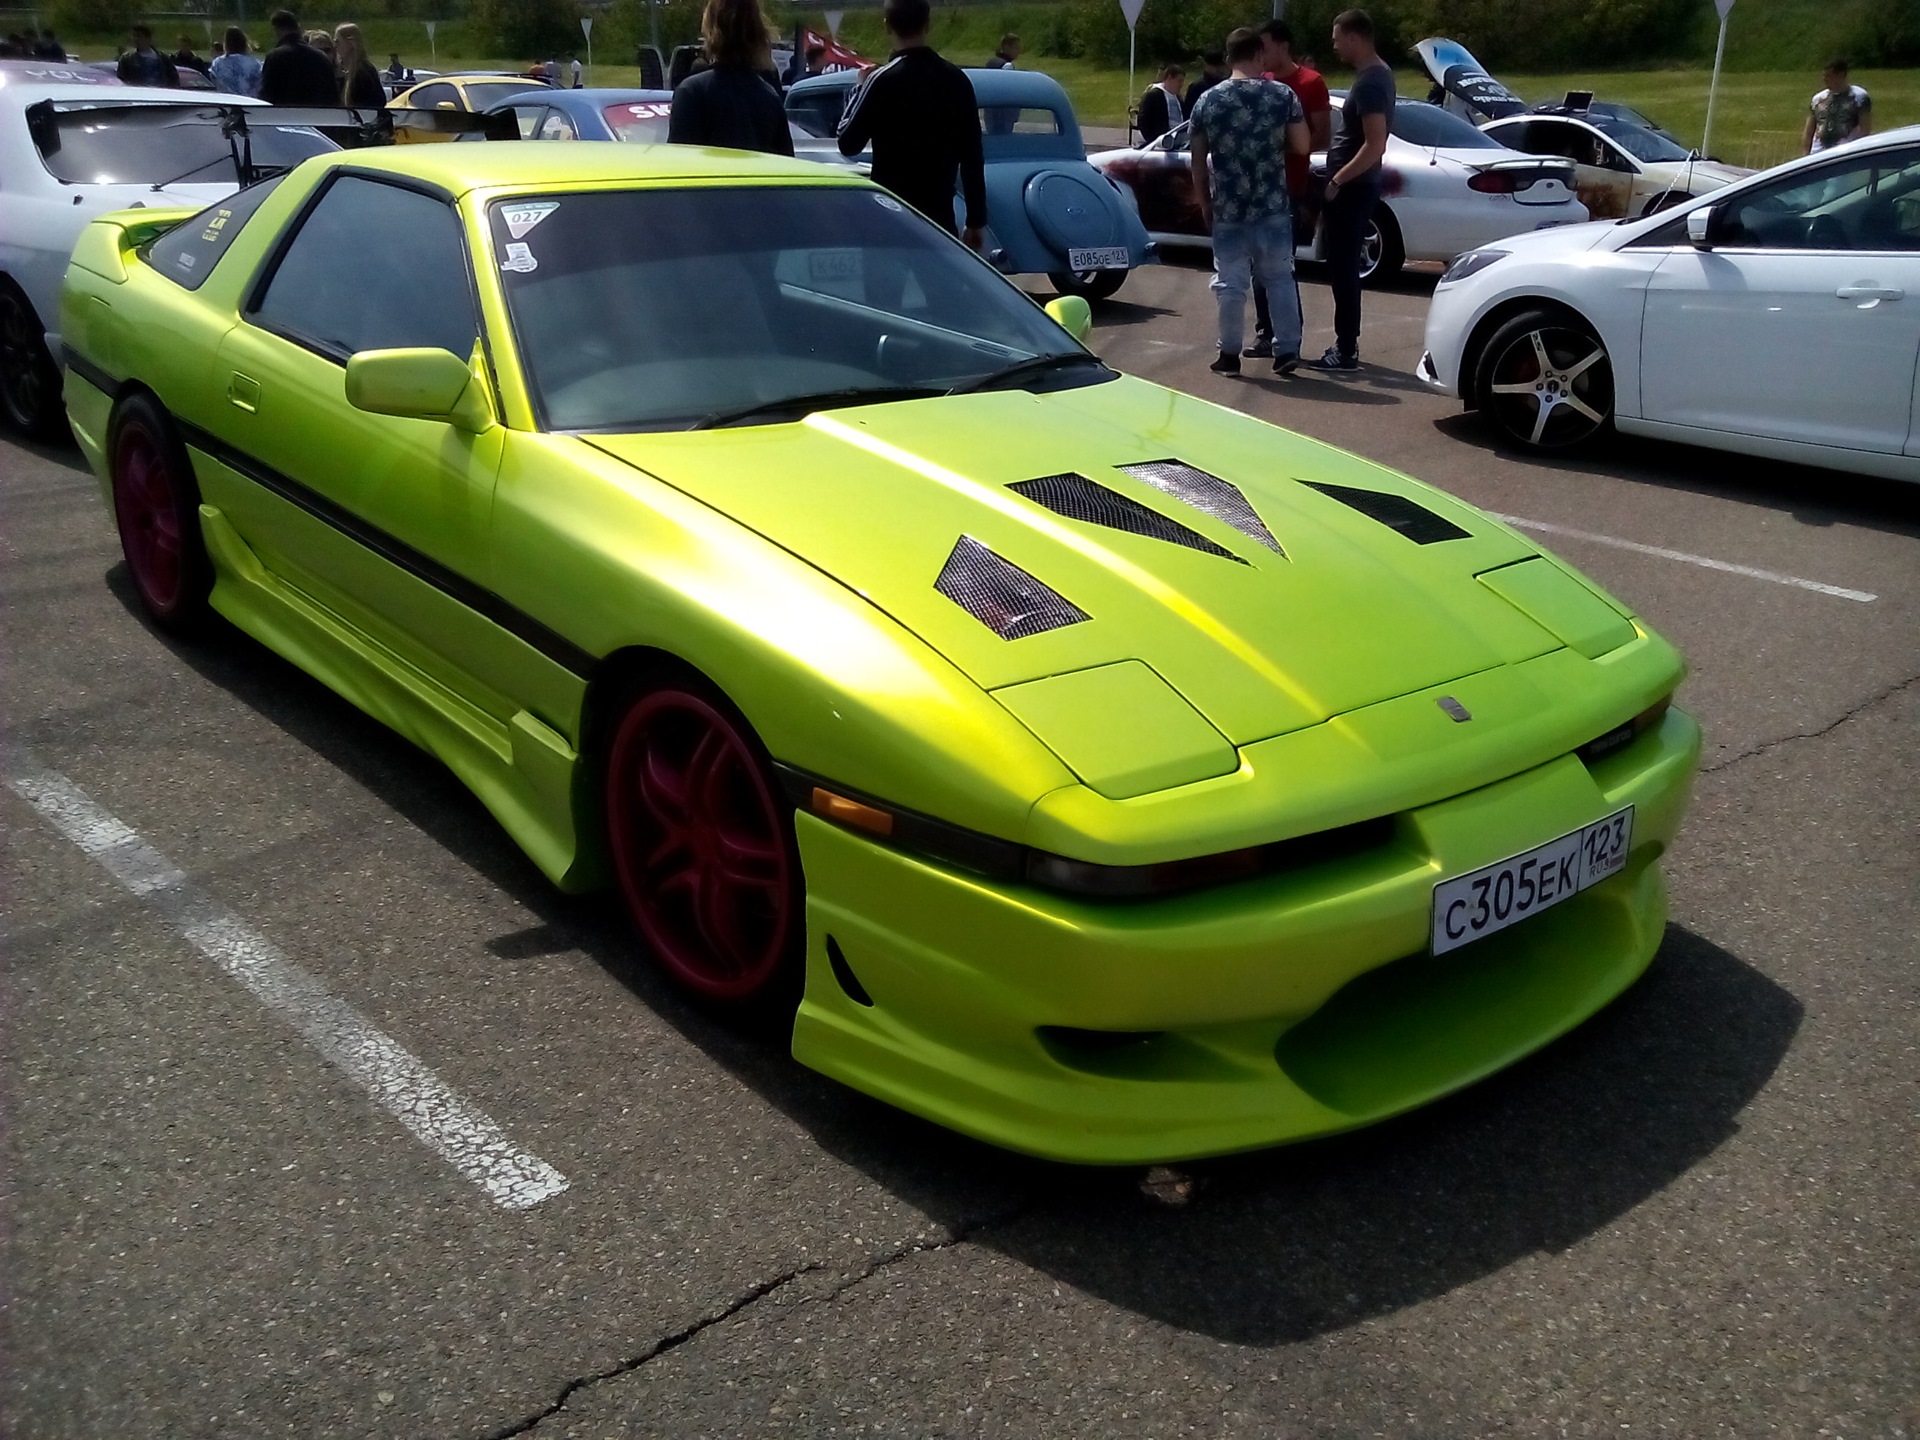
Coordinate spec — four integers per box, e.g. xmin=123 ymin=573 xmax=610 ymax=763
xmin=1309 ymin=346 xmax=1359 ymax=372
xmin=1209 ymin=351 xmax=1242 ymax=376
xmin=1243 ymin=336 xmax=1274 ymax=359
xmin=1273 ymin=352 xmax=1300 ymax=376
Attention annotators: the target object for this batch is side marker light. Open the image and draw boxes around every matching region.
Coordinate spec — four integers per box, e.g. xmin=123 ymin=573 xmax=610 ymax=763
xmin=812 ymin=787 xmax=894 ymax=836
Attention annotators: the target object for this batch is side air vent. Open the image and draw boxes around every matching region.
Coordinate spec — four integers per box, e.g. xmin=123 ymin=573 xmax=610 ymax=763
xmin=1299 ymin=481 xmax=1471 ymax=544
xmin=1010 ymin=472 xmax=1245 ymax=564
xmin=1117 ymin=459 xmax=1283 ymax=555
xmin=935 ymin=535 xmax=1089 ymax=640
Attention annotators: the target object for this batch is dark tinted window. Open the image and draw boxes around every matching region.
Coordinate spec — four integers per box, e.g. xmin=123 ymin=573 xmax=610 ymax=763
xmin=146 ymin=173 xmax=288 ymax=290
xmin=1390 ymin=100 xmax=1501 ymax=150
xmin=31 ymin=102 xmax=334 ymax=185
xmin=252 ymin=174 xmax=476 ymax=361
xmin=406 ymin=81 xmax=457 ymax=109
xmin=1716 ymin=147 xmax=1920 ymax=251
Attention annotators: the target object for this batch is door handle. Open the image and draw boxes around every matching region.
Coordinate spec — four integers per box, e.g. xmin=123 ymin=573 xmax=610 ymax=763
xmin=228 ymin=372 xmax=260 ymax=412
xmin=1835 ymin=284 xmax=1904 ymax=306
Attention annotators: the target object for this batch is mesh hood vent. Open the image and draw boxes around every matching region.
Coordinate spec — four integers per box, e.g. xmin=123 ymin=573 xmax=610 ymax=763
xmin=1118 ymin=459 xmax=1284 ymax=555
xmin=1298 ymin=481 xmax=1471 ymax=544
xmin=1009 ymin=472 xmax=1244 ymax=563
xmin=934 ymin=536 xmax=1089 ymax=640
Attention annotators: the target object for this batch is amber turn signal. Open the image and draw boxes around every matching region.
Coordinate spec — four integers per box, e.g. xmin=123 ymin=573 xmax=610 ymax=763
xmin=812 ymin=787 xmax=895 ymax=836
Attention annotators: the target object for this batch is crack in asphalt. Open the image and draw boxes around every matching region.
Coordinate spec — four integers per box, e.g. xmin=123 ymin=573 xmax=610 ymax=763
xmin=484 ymin=1203 xmax=1032 ymax=1438
xmin=1701 ymin=673 xmax=1918 ymax=776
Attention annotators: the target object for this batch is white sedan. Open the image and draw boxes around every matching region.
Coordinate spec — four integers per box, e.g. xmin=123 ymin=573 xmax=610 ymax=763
xmin=1089 ymin=98 xmax=1588 ymax=284
xmin=1418 ymin=126 xmax=1920 ymax=482
xmin=0 ymin=63 xmax=334 ymax=439
xmin=1479 ymin=110 xmax=1752 ymax=220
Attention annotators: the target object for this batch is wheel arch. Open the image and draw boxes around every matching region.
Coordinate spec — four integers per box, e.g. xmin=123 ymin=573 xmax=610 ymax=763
xmin=1457 ymin=294 xmax=1597 ymax=405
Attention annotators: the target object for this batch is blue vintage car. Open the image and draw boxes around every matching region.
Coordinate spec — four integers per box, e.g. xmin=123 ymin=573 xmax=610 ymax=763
xmin=786 ymin=66 xmax=1153 ymax=299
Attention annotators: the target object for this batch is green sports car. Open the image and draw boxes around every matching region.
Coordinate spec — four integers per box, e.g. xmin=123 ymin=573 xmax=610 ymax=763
xmin=61 ymin=142 xmax=1700 ymax=1164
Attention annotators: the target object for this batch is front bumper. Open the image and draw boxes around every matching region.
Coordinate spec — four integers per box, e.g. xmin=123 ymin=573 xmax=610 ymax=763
xmin=790 ymin=706 xmax=1700 ymax=1164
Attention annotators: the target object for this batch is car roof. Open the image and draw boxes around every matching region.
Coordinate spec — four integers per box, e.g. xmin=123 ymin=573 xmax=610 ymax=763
xmin=1 ymin=82 xmax=267 ymax=108
xmin=310 ymin=139 xmax=860 ymax=196
xmin=538 ymin=87 xmax=675 ymax=111
xmin=961 ymin=67 xmax=1073 ymax=107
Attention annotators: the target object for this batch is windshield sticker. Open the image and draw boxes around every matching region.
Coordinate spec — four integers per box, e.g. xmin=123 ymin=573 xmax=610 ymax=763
xmin=501 ymin=201 xmax=560 ymax=239
xmin=500 ymin=242 xmax=539 ymax=274
xmin=872 ymin=194 xmax=904 ymax=212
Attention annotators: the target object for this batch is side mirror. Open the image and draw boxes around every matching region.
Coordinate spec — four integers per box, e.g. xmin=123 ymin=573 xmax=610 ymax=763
xmin=345 ymin=347 xmax=491 ymax=432
xmin=1686 ymin=206 xmax=1715 ymax=249
xmin=1045 ymin=294 xmax=1093 ymax=343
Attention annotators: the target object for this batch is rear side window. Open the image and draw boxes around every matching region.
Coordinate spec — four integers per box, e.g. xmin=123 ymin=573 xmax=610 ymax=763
xmin=146 ymin=173 xmax=287 ymax=291
xmin=250 ymin=174 xmax=477 ymax=361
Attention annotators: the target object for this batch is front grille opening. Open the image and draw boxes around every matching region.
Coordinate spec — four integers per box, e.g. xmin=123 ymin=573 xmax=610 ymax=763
xmin=1299 ymin=480 xmax=1471 ymax=544
xmin=1117 ymin=459 xmax=1284 ymax=554
xmin=826 ymin=935 xmax=874 ymax=1007
xmin=934 ymin=535 xmax=1089 ymax=640
xmin=1011 ymin=472 xmax=1245 ymax=563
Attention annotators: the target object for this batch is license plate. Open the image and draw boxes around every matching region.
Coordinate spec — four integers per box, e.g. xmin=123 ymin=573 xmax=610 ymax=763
xmin=1431 ymin=807 xmax=1633 ymax=955
xmin=1067 ymin=246 xmax=1130 ymax=271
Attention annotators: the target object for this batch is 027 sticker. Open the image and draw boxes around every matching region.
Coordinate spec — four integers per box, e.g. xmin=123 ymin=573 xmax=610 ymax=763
xmin=501 ymin=201 xmax=559 ymax=239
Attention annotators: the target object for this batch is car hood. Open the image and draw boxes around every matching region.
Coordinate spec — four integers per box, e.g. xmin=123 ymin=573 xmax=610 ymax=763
xmin=583 ymin=377 xmax=1577 ymax=747
xmin=1644 ymin=158 xmax=1751 ymax=189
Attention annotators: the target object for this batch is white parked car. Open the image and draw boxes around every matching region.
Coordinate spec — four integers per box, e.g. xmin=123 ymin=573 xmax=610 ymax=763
xmin=1479 ymin=110 xmax=1752 ymax=220
xmin=1089 ymin=98 xmax=1589 ymax=284
xmin=1418 ymin=126 xmax=1920 ymax=482
xmin=0 ymin=63 xmax=335 ymax=438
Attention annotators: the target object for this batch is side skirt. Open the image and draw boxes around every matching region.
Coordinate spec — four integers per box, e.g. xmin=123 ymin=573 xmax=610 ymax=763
xmin=197 ymin=503 xmax=607 ymax=893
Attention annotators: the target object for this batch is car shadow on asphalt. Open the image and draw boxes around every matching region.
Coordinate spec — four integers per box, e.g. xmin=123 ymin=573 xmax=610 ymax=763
xmin=108 ymin=569 xmax=1801 ymax=1348
xmin=1430 ymin=414 xmax=1920 ymax=538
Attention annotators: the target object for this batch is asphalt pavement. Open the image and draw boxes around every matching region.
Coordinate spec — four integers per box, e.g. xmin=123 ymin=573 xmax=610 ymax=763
xmin=4 ymin=259 xmax=1916 ymax=1439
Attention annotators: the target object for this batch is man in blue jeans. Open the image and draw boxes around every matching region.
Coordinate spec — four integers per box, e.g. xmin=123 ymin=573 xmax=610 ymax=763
xmin=1312 ymin=9 xmax=1395 ymax=371
xmin=1190 ymin=27 xmax=1310 ymax=376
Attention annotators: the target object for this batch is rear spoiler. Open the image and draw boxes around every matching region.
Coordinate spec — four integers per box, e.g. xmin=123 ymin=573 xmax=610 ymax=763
xmin=26 ymin=99 xmax=516 ymax=190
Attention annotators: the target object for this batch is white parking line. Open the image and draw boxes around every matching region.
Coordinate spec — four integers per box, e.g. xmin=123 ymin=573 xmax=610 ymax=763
xmin=4 ymin=750 xmax=570 ymax=1211
xmin=1490 ymin=514 xmax=1878 ymax=603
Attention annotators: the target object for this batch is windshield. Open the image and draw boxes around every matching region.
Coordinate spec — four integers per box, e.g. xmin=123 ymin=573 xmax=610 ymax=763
xmin=32 ymin=103 xmax=335 ymax=185
xmin=490 ymin=185 xmax=1097 ymax=433
xmin=1390 ymin=100 xmax=1503 ymax=149
xmin=1594 ymin=117 xmax=1691 ymax=163
xmin=602 ymin=99 xmax=672 ymax=142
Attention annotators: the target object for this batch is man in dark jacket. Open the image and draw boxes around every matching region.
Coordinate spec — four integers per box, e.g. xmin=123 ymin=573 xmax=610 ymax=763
xmin=116 ymin=26 xmax=180 ymax=87
xmin=837 ymin=0 xmax=986 ymax=248
xmin=1184 ymin=52 xmax=1227 ymax=114
xmin=668 ymin=0 xmax=793 ymax=156
xmin=258 ymin=10 xmax=337 ymax=106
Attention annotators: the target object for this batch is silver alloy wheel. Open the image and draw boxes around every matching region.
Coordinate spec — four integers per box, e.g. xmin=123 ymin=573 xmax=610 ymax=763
xmin=1487 ymin=325 xmax=1612 ymax=447
xmin=1357 ymin=221 xmax=1383 ymax=280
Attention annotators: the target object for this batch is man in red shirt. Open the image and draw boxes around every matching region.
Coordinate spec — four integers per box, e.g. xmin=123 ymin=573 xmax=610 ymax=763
xmin=1248 ymin=19 xmax=1332 ymax=358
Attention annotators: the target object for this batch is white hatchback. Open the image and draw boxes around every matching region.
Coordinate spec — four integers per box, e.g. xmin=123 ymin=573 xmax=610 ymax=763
xmin=1419 ymin=126 xmax=1920 ymax=483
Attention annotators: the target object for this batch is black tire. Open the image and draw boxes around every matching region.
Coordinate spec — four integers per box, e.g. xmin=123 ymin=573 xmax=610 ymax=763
xmin=1048 ymin=268 xmax=1127 ymax=301
xmin=107 ymin=391 xmax=214 ymax=631
xmin=0 ymin=280 xmax=68 ymax=443
xmin=1358 ymin=207 xmax=1406 ymax=286
xmin=1472 ymin=307 xmax=1614 ymax=451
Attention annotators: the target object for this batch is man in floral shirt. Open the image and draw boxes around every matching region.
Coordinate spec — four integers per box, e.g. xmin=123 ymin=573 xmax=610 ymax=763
xmin=1190 ymin=28 xmax=1311 ymax=375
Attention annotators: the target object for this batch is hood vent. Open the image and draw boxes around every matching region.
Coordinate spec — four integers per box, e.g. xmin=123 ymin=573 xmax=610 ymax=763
xmin=1118 ymin=459 xmax=1284 ymax=555
xmin=935 ymin=535 xmax=1090 ymax=640
xmin=1010 ymin=472 xmax=1245 ymax=564
xmin=1299 ymin=481 xmax=1471 ymax=544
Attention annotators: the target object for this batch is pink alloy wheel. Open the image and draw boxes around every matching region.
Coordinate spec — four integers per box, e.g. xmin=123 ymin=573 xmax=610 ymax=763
xmin=605 ymin=688 xmax=797 ymax=1002
xmin=113 ymin=421 xmax=184 ymax=614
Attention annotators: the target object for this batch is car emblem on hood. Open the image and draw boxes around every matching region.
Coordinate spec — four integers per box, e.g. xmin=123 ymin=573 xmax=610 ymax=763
xmin=1437 ymin=696 xmax=1472 ymax=722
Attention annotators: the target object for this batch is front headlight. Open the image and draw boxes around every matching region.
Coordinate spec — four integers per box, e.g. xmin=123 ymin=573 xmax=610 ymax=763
xmin=1440 ymin=249 xmax=1509 ymax=284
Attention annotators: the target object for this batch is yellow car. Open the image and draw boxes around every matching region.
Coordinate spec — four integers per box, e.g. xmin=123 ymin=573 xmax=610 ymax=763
xmin=388 ymin=73 xmax=553 ymax=141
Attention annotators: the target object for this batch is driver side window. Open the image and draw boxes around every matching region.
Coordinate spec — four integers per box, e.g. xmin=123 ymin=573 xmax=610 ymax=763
xmin=1716 ymin=146 xmax=1920 ymax=251
xmin=251 ymin=175 xmax=478 ymax=362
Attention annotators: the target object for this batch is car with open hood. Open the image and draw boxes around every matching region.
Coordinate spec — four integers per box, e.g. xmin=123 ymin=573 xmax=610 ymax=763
xmin=1413 ymin=38 xmax=1751 ymax=219
xmin=61 ymin=142 xmax=1699 ymax=1163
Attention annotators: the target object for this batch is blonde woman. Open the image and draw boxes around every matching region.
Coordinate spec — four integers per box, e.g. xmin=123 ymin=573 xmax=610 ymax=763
xmin=333 ymin=22 xmax=383 ymax=108
xmin=665 ymin=0 xmax=793 ymax=154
